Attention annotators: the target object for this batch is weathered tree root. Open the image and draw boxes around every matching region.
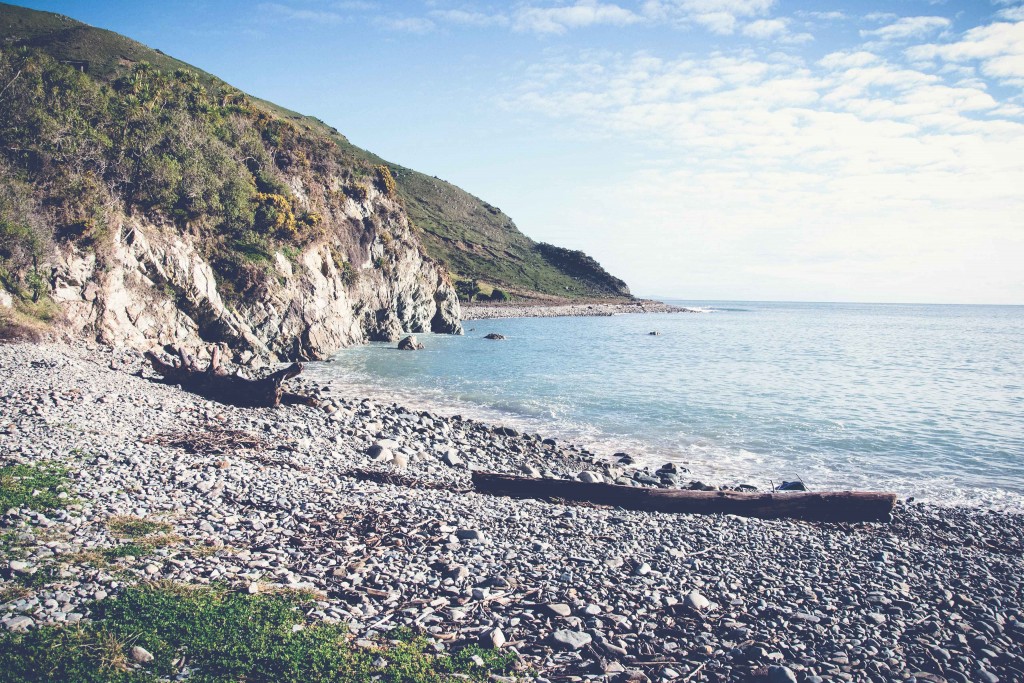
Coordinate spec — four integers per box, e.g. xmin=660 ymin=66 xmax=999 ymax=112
xmin=145 ymin=345 xmax=314 ymax=408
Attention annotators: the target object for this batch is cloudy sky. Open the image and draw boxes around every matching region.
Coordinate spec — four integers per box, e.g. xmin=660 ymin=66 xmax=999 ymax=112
xmin=20 ymin=0 xmax=1024 ymax=303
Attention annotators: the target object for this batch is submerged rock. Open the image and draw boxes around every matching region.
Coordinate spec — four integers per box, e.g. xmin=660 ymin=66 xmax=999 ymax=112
xmin=397 ymin=335 xmax=424 ymax=351
xmin=484 ymin=333 xmax=506 ymax=340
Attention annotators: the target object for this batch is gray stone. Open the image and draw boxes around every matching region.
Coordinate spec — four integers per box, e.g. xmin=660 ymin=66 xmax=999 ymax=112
xmin=684 ymin=591 xmax=710 ymax=610
xmin=397 ymin=336 xmax=424 ymax=351
xmin=767 ymin=666 xmax=797 ymax=683
xmin=456 ymin=529 xmax=486 ymax=542
xmin=546 ymin=603 xmax=573 ymax=617
xmin=7 ymin=560 xmax=34 ymax=574
xmin=2 ymin=616 xmax=34 ymax=632
xmin=552 ymin=629 xmax=592 ymax=650
xmin=485 ymin=626 xmax=506 ymax=648
xmin=131 ymin=645 xmax=155 ymax=664
xmin=442 ymin=452 xmax=464 ymax=468
xmin=578 ymin=471 xmax=604 ymax=484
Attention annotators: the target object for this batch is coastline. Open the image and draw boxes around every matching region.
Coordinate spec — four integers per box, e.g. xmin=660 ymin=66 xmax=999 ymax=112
xmin=462 ymin=298 xmax=696 ymax=319
xmin=2 ymin=342 xmax=1023 ymax=681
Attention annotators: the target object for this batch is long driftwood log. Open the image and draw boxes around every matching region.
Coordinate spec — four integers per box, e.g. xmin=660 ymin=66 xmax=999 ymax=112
xmin=472 ymin=472 xmax=897 ymax=523
xmin=145 ymin=346 xmax=311 ymax=408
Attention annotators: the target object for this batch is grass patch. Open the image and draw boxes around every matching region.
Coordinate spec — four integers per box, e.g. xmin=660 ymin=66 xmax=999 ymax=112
xmin=0 ymin=463 xmax=69 ymax=512
xmin=11 ymin=564 xmax=61 ymax=589
xmin=0 ymin=583 xmax=31 ymax=603
xmin=0 ymin=584 xmax=520 ymax=682
xmin=106 ymin=516 xmax=173 ymax=539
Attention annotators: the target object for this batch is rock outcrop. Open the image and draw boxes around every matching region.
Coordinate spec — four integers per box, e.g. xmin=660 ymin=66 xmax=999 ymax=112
xmin=50 ymin=184 xmax=461 ymax=362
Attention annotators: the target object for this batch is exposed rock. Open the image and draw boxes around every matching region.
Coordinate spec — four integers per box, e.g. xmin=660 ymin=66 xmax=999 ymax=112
xmin=684 ymin=591 xmax=710 ymax=610
xmin=397 ymin=335 xmax=424 ymax=351
xmin=483 ymin=333 xmax=505 ymax=340
xmin=552 ymin=629 xmax=592 ymax=650
xmin=131 ymin=645 xmax=155 ymax=664
xmin=49 ymin=185 xmax=461 ymax=362
xmin=2 ymin=616 xmax=34 ymax=632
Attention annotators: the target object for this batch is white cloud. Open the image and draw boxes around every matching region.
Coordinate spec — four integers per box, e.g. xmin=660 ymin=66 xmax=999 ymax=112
xmin=742 ymin=18 xmax=786 ymax=38
xmin=907 ymin=21 xmax=1024 ymax=84
xmin=819 ymin=51 xmax=881 ymax=70
xmin=430 ymin=9 xmax=510 ymax=28
xmin=375 ymin=16 xmax=435 ymax=33
xmin=997 ymin=5 xmax=1024 ymax=21
xmin=641 ymin=0 xmax=775 ymax=34
xmin=514 ymin=1 xmax=642 ymax=35
xmin=860 ymin=16 xmax=951 ymax=43
xmin=259 ymin=3 xmax=344 ymax=24
xmin=740 ymin=17 xmax=813 ymax=43
xmin=506 ymin=30 xmax=1024 ymax=302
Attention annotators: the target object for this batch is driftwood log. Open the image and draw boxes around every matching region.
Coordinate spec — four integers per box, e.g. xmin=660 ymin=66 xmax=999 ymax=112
xmin=472 ymin=472 xmax=897 ymax=523
xmin=145 ymin=346 xmax=312 ymax=408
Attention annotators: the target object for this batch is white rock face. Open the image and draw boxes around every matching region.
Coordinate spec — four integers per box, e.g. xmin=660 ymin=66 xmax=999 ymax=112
xmin=48 ymin=183 xmax=462 ymax=360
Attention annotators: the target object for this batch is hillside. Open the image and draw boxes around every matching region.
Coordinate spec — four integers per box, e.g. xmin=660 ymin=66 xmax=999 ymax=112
xmin=0 ymin=3 xmax=462 ymax=359
xmin=0 ymin=2 xmax=630 ymax=303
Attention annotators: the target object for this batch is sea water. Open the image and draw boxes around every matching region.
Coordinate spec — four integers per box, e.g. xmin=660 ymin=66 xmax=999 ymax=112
xmin=305 ymin=302 xmax=1024 ymax=511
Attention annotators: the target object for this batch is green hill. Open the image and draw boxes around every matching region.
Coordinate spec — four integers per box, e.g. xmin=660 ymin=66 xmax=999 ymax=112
xmin=0 ymin=2 xmax=630 ymax=302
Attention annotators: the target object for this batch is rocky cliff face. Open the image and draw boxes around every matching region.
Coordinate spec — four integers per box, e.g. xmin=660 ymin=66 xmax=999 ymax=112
xmin=48 ymin=184 xmax=462 ymax=362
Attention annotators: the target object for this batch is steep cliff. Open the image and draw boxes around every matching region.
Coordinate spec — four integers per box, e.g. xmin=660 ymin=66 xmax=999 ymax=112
xmin=0 ymin=6 xmax=461 ymax=360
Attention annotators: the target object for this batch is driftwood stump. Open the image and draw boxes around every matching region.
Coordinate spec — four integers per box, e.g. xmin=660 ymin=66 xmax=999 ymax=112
xmin=472 ymin=472 xmax=897 ymax=523
xmin=145 ymin=346 xmax=313 ymax=408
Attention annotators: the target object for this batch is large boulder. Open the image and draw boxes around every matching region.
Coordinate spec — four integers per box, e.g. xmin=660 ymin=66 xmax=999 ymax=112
xmin=397 ymin=335 xmax=424 ymax=350
xmin=484 ymin=333 xmax=505 ymax=340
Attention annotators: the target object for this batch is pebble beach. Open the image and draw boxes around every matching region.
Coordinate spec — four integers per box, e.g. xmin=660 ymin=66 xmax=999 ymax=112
xmin=461 ymin=299 xmax=695 ymax=319
xmin=2 ymin=342 xmax=1023 ymax=682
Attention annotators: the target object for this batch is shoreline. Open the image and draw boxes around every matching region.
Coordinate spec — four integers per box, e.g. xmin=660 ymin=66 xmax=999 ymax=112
xmin=2 ymin=342 xmax=1023 ymax=681
xmin=462 ymin=298 xmax=697 ymax=319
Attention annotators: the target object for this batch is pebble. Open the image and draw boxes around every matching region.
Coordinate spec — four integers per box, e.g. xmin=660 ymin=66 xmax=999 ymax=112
xmin=131 ymin=645 xmax=155 ymax=663
xmin=552 ymin=629 xmax=592 ymax=650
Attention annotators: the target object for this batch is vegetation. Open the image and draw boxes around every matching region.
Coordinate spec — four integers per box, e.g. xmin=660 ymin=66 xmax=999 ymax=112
xmin=0 ymin=584 xmax=518 ymax=683
xmin=0 ymin=19 xmax=379 ymax=311
xmin=0 ymin=462 xmax=69 ymax=512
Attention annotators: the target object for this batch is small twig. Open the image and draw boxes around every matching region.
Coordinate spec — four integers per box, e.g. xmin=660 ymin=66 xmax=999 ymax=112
xmin=682 ymin=659 xmax=709 ymax=681
xmin=0 ymin=69 xmax=21 ymax=101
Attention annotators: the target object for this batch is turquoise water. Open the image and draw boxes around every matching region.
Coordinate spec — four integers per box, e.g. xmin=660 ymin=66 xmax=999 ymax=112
xmin=306 ymin=302 xmax=1024 ymax=511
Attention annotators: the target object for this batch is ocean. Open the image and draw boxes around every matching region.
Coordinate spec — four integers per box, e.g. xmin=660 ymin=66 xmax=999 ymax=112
xmin=305 ymin=301 xmax=1024 ymax=511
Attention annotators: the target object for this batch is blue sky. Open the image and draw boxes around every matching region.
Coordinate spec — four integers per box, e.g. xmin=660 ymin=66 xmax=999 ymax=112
xmin=14 ymin=0 xmax=1024 ymax=303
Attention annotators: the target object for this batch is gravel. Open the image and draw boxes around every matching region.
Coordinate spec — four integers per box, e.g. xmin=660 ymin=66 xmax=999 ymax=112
xmin=1 ymin=342 xmax=1023 ymax=682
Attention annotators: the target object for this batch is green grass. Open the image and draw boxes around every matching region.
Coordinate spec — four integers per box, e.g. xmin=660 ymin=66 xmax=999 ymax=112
xmin=0 ymin=584 xmax=519 ymax=682
xmin=106 ymin=515 xmax=173 ymax=539
xmin=0 ymin=463 xmax=69 ymax=512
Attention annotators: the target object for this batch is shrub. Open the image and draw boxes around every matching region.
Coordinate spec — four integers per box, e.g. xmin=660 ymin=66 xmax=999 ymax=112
xmin=253 ymin=192 xmax=298 ymax=237
xmin=489 ymin=288 xmax=509 ymax=302
xmin=375 ymin=165 xmax=397 ymax=197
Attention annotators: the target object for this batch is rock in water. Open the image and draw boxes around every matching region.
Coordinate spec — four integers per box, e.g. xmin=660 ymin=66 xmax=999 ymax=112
xmin=778 ymin=480 xmax=807 ymax=491
xmin=484 ymin=333 xmax=506 ymax=340
xmin=397 ymin=335 xmax=424 ymax=350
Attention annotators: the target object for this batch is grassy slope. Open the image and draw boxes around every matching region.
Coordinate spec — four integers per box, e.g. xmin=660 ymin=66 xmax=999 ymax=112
xmin=0 ymin=1 xmax=631 ymax=300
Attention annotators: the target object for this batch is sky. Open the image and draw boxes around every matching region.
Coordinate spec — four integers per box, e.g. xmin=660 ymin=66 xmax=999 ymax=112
xmin=13 ymin=0 xmax=1024 ymax=304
